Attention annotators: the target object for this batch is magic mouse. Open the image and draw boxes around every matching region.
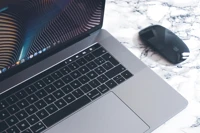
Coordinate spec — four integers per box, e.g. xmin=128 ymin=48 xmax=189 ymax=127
xmin=139 ymin=25 xmax=190 ymax=64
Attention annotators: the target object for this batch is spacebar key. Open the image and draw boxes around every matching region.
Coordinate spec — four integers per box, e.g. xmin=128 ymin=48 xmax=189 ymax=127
xmin=43 ymin=96 xmax=91 ymax=127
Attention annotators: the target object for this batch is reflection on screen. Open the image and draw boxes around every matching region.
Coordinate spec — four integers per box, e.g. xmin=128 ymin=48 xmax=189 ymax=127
xmin=0 ymin=0 xmax=103 ymax=74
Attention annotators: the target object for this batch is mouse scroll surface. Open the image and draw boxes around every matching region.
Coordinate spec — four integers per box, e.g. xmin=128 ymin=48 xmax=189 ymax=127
xmin=139 ymin=25 xmax=190 ymax=64
xmin=139 ymin=27 xmax=165 ymax=50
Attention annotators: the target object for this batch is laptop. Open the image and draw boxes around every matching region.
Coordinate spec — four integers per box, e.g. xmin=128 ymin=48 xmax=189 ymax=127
xmin=0 ymin=0 xmax=188 ymax=133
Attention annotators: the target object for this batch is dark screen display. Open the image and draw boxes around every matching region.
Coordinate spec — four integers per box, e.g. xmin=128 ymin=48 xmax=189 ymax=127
xmin=0 ymin=0 xmax=104 ymax=75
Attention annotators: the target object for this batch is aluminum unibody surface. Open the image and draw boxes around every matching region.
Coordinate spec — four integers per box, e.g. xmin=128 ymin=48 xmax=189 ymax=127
xmin=0 ymin=29 xmax=188 ymax=133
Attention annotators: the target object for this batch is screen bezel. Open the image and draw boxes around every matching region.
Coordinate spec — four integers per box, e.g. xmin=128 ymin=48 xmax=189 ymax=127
xmin=0 ymin=0 xmax=105 ymax=82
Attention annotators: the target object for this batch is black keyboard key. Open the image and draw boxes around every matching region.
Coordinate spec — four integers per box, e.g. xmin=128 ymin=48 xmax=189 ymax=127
xmin=51 ymin=71 xmax=63 ymax=80
xmin=97 ymin=74 xmax=109 ymax=83
xmin=34 ymin=80 xmax=46 ymax=90
xmin=113 ymin=75 xmax=124 ymax=81
xmin=114 ymin=75 xmax=125 ymax=84
xmin=86 ymin=61 xmax=97 ymax=70
xmin=26 ymin=94 xmax=38 ymax=104
xmin=0 ymin=121 xmax=8 ymax=132
xmin=87 ymin=89 xmax=101 ymax=100
xmin=62 ymin=75 xmax=73 ymax=84
xmin=76 ymin=58 xmax=87 ymax=66
xmin=0 ymin=110 xmax=10 ymax=120
xmin=16 ymin=110 xmax=28 ymax=120
xmin=43 ymin=75 xmax=55 ymax=85
xmin=92 ymin=47 xmax=106 ymax=57
xmin=102 ymin=53 xmax=119 ymax=66
xmin=53 ymin=80 xmax=65 ymax=89
xmin=84 ymin=53 xmax=95 ymax=61
xmin=61 ymin=85 xmax=73 ymax=94
xmin=44 ymin=95 xmax=56 ymax=104
xmin=22 ymin=129 xmax=32 ymax=133
xmin=53 ymin=90 xmax=65 ymax=99
xmin=63 ymin=94 xmax=76 ymax=103
xmin=72 ymin=89 xmax=84 ymax=98
xmin=6 ymin=116 xmax=19 ymax=126
xmin=16 ymin=90 xmax=28 ymax=100
xmin=43 ymin=96 xmax=91 ymax=127
xmin=121 ymin=70 xmax=133 ymax=79
xmin=6 ymin=95 xmax=18 ymax=105
xmin=30 ymin=122 xmax=46 ymax=133
xmin=44 ymin=84 xmax=56 ymax=93
xmin=25 ymin=85 xmax=37 ymax=95
xmin=27 ymin=114 xmax=39 ymax=125
xmin=78 ymin=66 xmax=90 ymax=74
xmin=35 ymin=100 xmax=47 ymax=110
xmin=97 ymin=84 xmax=109 ymax=93
xmin=0 ymin=100 xmax=9 ymax=110
xmin=7 ymin=105 xmax=20 ymax=114
xmin=94 ymin=57 xmax=105 ymax=65
xmin=89 ymin=79 xmax=100 ymax=88
xmin=94 ymin=66 xmax=106 ymax=75
xmin=70 ymin=70 xmax=82 ymax=79
xmin=55 ymin=99 xmax=67 ymax=109
xmin=7 ymin=126 xmax=20 ymax=133
xmin=36 ymin=109 xmax=49 ymax=119
xmin=105 ymin=80 xmax=117 ymax=89
xmin=17 ymin=99 xmax=29 ymax=109
xmin=80 ymin=84 xmax=93 ymax=93
xmin=45 ymin=104 xmax=58 ymax=114
xmin=25 ymin=105 xmax=38 ymax=115
xmin=79 ymin=75 xmax=90 ymax=84
xmin=102 ymin=62 xmax=114 ymax=70
xmin=70 ymin=80 xmax=82 ymax=89
xmin=68 ymin=62 xmax=79 ymax=71
xmin=60 ymin=66 xmax=71 ymax=75
xmin=105 ymin=65 xmax=126 ymax=79
xmin=87 ymin=71 xmax=98 ymax=79
xmin=17 ymin=120 xmax=30 ymax=131
xmin=35 ymin=89 xmax=47 ymax=99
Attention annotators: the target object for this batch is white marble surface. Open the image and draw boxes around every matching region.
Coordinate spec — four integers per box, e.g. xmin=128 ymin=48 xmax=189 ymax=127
xmin=103 ymin=0 xmax=200 ymax=133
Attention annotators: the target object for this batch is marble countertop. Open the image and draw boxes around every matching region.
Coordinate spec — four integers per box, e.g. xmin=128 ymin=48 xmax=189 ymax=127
xmin=103 ymin=0 xmax=200 ymax=133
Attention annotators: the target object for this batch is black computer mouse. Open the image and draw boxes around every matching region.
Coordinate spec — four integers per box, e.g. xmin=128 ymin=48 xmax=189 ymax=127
xmin=139 ymin=25 xmax=190 ymax=64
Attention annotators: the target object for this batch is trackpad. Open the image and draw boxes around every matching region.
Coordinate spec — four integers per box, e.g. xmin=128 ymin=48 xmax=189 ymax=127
xmin=45 ymin=92 xmax=149 ymax=133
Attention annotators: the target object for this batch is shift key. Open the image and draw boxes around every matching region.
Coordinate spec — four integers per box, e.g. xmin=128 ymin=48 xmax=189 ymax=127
xmin=105 ymin=65 xmax=126 ymax=79
xmin=43 ymin=96 xmax=91 ymax=127
xmin=30 ymin=122 xmax=46 ymax=133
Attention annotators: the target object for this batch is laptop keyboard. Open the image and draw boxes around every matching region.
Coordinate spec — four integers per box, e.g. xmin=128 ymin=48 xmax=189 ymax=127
xmin=0 ymin=43 xmax=133 ymax=133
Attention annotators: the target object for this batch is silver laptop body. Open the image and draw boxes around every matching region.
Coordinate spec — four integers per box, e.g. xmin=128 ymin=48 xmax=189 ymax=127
xmin=0 ymin=0 xmax=187 ymax=133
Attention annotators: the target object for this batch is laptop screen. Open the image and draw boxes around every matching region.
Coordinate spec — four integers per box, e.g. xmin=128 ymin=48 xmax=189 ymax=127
xmin=0 ymin=0 xmax=104 ymax=79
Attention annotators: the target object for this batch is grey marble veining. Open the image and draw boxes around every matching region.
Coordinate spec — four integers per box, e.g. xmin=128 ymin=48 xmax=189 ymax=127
xmin=103 ymin=0 xmax=200 ymax=133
